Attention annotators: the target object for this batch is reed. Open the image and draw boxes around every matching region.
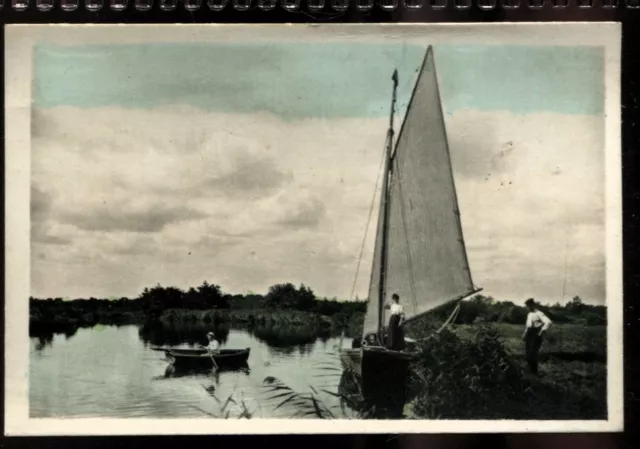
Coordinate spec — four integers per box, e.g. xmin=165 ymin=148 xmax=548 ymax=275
xmin=252 ymin=323 xmax=607 ymax=421
xmin=406 ymin=323 xmax=606 ymax=420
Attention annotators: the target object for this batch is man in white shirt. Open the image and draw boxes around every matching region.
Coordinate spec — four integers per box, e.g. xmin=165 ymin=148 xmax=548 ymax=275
xmin=205 ymin=332 xmax=220 ymax=354
xmin=522 ymin=298 xmax=552 ymax=374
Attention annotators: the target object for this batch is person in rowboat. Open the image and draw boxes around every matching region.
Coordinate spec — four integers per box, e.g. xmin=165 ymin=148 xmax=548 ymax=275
xmin=205 ymin=332 xmax=220 ymax=355
xmin=522 ymin=298 xmax=552 ymax=375
xmin=385 ymin=293 xmax=405 ymax=351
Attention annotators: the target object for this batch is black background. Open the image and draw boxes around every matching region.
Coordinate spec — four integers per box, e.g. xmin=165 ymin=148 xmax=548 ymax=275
xmin=1 ymin=3 xmax=639 ymax=448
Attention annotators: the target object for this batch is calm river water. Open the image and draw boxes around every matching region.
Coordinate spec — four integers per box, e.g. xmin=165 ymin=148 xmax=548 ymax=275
xmin=30 ymin=324 xmax=356 ymax=419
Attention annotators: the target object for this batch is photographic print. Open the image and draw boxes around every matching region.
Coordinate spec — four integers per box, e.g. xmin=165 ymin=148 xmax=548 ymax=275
xmin=4 ymin=23 xmax=622 ymax=434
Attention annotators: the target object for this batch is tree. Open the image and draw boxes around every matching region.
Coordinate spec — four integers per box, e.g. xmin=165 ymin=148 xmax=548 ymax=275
xmin=138 ymin=284 xmax=184 ymax=311
xmin=263 ymin=283 xmax=299 ymax=309
xmin=183 ymin=287 xmax=202 ymax=309
xmin=262 ymin=283 xmax=316 ymax=310
xmin=197 ymin=281 xmax=226 ymax=309
xmin=566 ymin=295 xmax=584 ymax=313
xmin=296 ymin=283 xmax=316 ymax=311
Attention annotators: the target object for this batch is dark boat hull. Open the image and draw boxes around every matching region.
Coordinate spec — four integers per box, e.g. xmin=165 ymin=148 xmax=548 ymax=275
xmin=165 ymin=348 xmax=251 ymax=369
xmin=340 ymin=345 xmax=416 ymax=418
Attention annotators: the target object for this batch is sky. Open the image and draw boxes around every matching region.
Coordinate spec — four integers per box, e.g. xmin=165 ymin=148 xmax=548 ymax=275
xmin=30 ymin=42 xmax=606 ymax=305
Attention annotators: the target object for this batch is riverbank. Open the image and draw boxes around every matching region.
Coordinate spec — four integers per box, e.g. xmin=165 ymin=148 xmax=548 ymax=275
xmin=403 ymin=323 xmax=607 ymax=420
xmin=29 ymin=305 xmax=365 ymax=339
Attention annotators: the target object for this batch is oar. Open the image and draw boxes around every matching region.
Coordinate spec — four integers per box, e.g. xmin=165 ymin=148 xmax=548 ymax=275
xmin=207 ymin=351 xmax=219 ymax=371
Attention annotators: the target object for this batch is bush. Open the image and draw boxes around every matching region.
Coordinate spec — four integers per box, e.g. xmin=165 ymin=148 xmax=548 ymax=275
xmin=409 ymin=324 xmax=530 ymax=419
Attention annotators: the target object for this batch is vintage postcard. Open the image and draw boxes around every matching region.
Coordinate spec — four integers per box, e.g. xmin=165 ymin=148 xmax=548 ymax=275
xmin=5 ymin=23 xmax=622 ymax=434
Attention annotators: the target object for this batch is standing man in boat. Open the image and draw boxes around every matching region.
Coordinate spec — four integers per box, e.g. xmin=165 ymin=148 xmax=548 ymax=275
xmin=522 ymin=298 xmax=552 ymax=374
xmin=205 ymin=332 xmax=220 ymax=355
xmin=385 ymin=293 xmax=406 ymax=351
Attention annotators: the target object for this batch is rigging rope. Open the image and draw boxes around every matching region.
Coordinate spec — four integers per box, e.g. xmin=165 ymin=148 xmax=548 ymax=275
xmin=561 ymin=225 xmax=569 ymax=303
xmin=349 ymin=133 xmax=390 ymax=301
xmin=412 ymin=301 xmax=462 ymax=343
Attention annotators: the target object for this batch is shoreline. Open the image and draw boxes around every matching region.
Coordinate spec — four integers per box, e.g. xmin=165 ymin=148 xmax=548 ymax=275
xmin=29 ymin=307 xmax=366 ymax=339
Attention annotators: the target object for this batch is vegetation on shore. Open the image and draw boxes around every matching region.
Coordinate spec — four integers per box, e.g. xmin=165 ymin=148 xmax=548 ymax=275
xmin=30 ymin=280 xmax=605 ymax=332
xmin=255 ymin=321 xmax=607 ymax=421
xmin=405 ymin=321 xmax=606 ymax=420
xmin=30 ymin=281 xmax=607 ymax=421
xmin=29 ymin=282 xmax=366 ymax=338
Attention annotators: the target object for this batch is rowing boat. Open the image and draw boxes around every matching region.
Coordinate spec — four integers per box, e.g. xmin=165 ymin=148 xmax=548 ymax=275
xmin=162 ymin=348 xmax=251 ymax=369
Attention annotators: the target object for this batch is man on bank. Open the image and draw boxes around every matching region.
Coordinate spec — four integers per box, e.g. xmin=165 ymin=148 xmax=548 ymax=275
xmin=522 ymin=298 xmax=552 ymax=374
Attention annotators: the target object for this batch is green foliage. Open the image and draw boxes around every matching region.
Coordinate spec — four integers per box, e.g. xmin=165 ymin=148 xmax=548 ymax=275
xmin=407 ymin=322 xmax=606 ymax=420
xmin=260 ymin=356 xmax=375 ymax=419
xmin=409 ymin=324 xmax=529 ymax=419
xmin=451 ymin=294 xmax=606 ymax=326
xmin=261 ymin=283 xmax=316 ymax=311
xmin=139 ymin=281 xmax=227 ymax=313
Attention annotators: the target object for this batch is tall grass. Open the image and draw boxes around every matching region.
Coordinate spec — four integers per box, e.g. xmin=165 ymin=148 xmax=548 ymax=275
xmin=191 ymin=385 xmax=255 ymax=419
xmin=407 ymin=324 xmax=532 ymax=419
xmin=251 ymin=323 xmax=606 ymax=420
xmin=260 ymin=356 xmax=375 ymax=419
xmin=406 ymin=323 xmax=606 ymax=419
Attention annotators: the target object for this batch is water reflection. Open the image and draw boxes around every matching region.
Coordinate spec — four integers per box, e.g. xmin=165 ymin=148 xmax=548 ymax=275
xmin=29 ymin=322 xmax=380 ymax=419
xmin=138 ymin=320 xmax=231 ymax=347
xmin=249 ymin=323 xmax=332 ymax=348
xmin=64 ymin=326 xmax=78 ymax=340
xmin=157 ymin=363 xmax=251 ymax=380
xmin=139 ymin=319 xmax=336 ymax=355
xmin=29 ymin=328 xmax=55 ymax=351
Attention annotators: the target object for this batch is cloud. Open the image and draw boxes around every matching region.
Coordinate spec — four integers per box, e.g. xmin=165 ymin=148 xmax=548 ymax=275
xmin=59 ymin=204 xmax=207 ymax=233
xmin=449 ymin=110 xmax=605 ymax=304
xmin=30 ymin=105 xmax=607 ymax=306
xmin=200 ymin=141 xmax=293 ymax=200
xmin=30 ymin=185 xmax=72 ymax=246
xmin=30 ymin=105 xmax=388 ymax=299
xmin=276 ymin=195 xmax=327 ymax=229
xmin=31 ymin=184 xmax=51 ymax=223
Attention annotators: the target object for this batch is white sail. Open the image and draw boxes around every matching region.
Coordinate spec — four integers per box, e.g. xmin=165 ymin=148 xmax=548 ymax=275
xmin=362 ymin=47 xmax=476 ymax=337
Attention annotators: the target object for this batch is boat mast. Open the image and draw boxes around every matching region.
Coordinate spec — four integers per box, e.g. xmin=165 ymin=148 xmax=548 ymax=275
xmin=377 ymin=69 xmax=398 ymax=335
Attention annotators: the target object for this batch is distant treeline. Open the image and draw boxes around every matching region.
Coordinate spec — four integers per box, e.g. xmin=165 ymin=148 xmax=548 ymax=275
xmin=428 ymin=294 xmax=607 ymax=327
xmin=30 ymin=281 xmax=605 ymax=337
xmin=29 ymin=282 xmax=367 ymax=332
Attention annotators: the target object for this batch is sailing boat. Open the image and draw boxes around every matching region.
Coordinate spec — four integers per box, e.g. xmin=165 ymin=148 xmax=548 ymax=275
xmin=342 ymin=46 xmax=481 ymax=402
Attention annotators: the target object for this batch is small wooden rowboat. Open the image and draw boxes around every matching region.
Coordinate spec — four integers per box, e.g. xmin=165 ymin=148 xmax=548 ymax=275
xmin=163 ymin=348 xmax=251 ymax=369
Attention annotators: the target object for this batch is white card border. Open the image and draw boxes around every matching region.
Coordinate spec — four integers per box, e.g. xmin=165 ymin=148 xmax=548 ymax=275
xmin=4 ymin=22 xmax=623 ymax=435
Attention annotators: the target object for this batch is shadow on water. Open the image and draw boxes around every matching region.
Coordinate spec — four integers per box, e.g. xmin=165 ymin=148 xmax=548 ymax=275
xmin=138 ymin=319 xmax=335 ymax=353
xmin=247 ymin=322 xmax=333 ymax=347
xmin=153 ymin=362 xmax=252 ymax=381
xmin=30 ymin=324 xmax=79 ymax=350
xmin=30 ymin=320 xmax=138 ymax=349
xmin=31 ymin=316 xmax=407 ymax=419
xmin=138 ymin=320 xmax=231 ymax=347
xmin=32 ymin=333 xmax=54 ymax=351
xmin=258 ymin=353 xmax=408 ymax=420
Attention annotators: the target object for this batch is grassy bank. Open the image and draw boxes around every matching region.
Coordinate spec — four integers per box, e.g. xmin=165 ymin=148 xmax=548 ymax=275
xmin=404 ymin=322 xmax=607 ymax=420
xmin=249 ymin=321 xmax=606 ymax=421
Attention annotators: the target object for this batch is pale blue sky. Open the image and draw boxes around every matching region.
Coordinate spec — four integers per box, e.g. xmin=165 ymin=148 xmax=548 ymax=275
xmin=31 ymin=42 xmax=606 ymax=302
xmin=34 ymin=43 xmax=604 ymax=118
